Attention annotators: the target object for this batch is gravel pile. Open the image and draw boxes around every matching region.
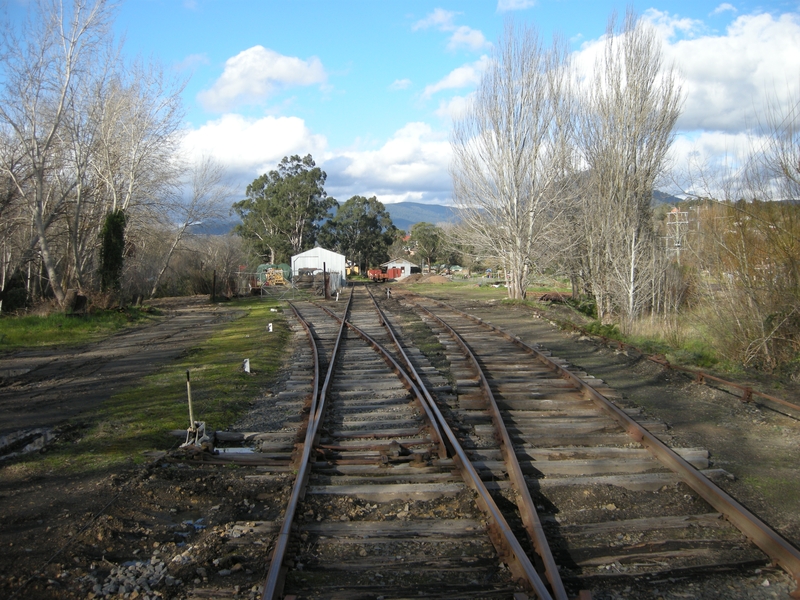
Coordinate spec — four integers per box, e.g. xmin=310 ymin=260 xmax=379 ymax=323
xmin=81 ymin=554 xmax=175 ymax=598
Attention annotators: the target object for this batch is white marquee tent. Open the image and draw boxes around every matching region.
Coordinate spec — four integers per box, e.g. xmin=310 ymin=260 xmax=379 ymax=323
xmin=291 ymin=247 xmax=346 ymax=291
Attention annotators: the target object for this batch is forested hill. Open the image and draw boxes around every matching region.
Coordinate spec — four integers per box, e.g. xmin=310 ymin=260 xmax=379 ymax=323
xmin=383 ymin=202 xmax=456 ymax=233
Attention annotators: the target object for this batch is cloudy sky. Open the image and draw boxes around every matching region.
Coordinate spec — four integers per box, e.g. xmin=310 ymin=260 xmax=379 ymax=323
xmin=42 ymin=1 xmax=800 ymax=204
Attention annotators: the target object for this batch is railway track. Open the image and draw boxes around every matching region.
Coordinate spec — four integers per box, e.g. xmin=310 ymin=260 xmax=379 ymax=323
xmin=261 ymin=288 xmax=544 ymax=599
xmin=388 ymin=290 xmax=800 ymax=597
xmin=184 ymin=284 xmax=800 ymax=599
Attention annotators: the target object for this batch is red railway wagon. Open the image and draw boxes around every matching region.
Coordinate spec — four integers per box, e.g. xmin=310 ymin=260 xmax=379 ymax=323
xmin=368 ymin=267 xmax=403 ymax=281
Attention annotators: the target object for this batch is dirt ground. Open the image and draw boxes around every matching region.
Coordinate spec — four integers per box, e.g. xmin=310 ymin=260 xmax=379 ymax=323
xmin=0 ymin=296 xmax=241 ymax=438
xmin=0 ymin=294 xmax=799 ymax=599
xmin=462 ymin=300 xmax=800 ymax=544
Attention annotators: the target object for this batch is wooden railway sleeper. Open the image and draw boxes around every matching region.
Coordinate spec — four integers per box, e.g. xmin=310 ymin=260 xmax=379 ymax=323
xmin=365 ymin=287 xmax=563 ymax=599
xmin=404 ymin=291 xmax=800 ymax=598
xmin=408 ymin=300 xmax=570 ymax=600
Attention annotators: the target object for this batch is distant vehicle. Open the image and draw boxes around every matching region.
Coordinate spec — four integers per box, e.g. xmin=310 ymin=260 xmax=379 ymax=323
xmin=368 ymin=267 xmax=403 ymax=281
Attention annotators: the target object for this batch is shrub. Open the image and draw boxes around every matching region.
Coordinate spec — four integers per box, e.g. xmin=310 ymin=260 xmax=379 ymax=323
xmin=567 ymin=295 xmax=597 ymax=319
xmin=584 ymin=320 xmax=622 ymax=340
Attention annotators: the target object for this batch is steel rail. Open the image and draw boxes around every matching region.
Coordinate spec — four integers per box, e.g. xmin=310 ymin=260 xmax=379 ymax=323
xmin=261 ymin=291 xmax=353 ymax=600
xmin=315 ymin=302 xmax=448 ymax=460
xmin=322 ymin=288 xmax=552 ymax=599
xmin=408 ymin=300 xmax=569 ymax=600
xmin=404 ymin=292 xmax=800 ymax=598
xmin=648 ymin=355 xmax=800 ymax=413
xmin=537 ymin=306 xmax=800 ymax=414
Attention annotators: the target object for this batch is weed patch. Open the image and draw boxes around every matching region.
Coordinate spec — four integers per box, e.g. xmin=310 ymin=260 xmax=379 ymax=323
xmin=0 ymin=306 xmax=157 ymax=349
xmin=584 ymin=320 xmax=622 ymax=340
xmin=566 ymin=295 xmax=597 ymax=319
xmin=9 ymin=298 xmax=290 ymax=477
xmin=667 ymin=339 xmax=718 ymax=369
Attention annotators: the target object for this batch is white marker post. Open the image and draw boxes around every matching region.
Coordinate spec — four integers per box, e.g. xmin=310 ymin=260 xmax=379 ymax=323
xmin=186 ymin=370 xmax=195 ymax=431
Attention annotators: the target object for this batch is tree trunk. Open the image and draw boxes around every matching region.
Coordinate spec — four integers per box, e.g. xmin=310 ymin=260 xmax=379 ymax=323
xmin=149 ymin=226 xmax=186 ymax=298
xmin=33 ymin=191 xmax=65 ymax=305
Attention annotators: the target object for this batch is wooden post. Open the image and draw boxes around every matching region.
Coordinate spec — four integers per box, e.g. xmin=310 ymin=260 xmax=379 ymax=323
xmin=211 ymin=270 xmax=217 ymax=302
xmin=323 ymin=262 xmax=330 ymax=300
xmin=186 ymin=370 xmax=195 ymax=430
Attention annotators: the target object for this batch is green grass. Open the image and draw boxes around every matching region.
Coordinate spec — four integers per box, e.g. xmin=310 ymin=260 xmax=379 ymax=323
xmin=3 ymin=297 xmax=291 ymax=477
xmin=0 ymin=307 xmax=157 ymax=349
xmin=666 ymin=338 xmax=719 ymax=369
xmin=407 ymin=281 xmax=728 ymax=372
xmin=405 ymin=281 xmax=509 ymax=302
xmin=584 ymin=320 xmax=623 ymax=340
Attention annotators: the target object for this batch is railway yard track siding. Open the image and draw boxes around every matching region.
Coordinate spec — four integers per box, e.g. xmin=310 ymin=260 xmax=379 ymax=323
xmin=1 ymin=284 xmax=798 ymax=599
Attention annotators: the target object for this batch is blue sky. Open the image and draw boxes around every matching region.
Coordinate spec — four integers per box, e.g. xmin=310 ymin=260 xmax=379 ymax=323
xmin=12 ymin=0 xmax=800 ymax=205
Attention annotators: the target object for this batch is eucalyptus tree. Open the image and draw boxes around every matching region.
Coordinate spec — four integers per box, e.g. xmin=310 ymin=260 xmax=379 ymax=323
xmin=318 ymin=195 xmax=396 ymax=274
xmin=576 ymin=10 xmax=682 ymax=324
xmin=409 ymin=222 xmax=443 ymax=273
xmin=450 ymin=21 xmax=575 ymax=299
xmin=234 ymin=155 xmax=335 ymax=263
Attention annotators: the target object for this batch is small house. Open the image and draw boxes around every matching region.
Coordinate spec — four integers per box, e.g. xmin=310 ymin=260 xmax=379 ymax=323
xmin=380 ymin=258 xmax=421 ymax=280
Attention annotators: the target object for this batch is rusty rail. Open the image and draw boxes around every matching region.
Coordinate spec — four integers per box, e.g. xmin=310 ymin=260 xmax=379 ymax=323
xmin=357 ymin=287 xmax=554 ymax=598
xmin=261 ymin=291 xmax=352 ymax=600
xmin=648 ymin=355 xmax=800 ymax=413
xmin=315 ymin=301 xmax=448 ymax=460
xmin=407 ymin=293 xmax=800 ymax=598
xmin=540 ymin=308 xmax=800 ymax=414
xmin=410 ymin=301 xmax=568 ymax=600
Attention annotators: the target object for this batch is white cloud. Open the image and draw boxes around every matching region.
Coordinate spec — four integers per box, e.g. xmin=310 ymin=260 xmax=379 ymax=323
xmin=325 ymin=122 xmax=453 ymax=204
xmin=390 ymin=78 xmax=412 ymax=90
xmin=183 ymin=114 xmax=454 ymax=205
xmin=182 ymin=114 xmax=327 ymax=178
xmin=497 ymin=0 xmax=537 ymax=11
xmin=447 ymin=26 xmax=491 ymax=51
xmin=175 ymin=53 xmax=209 ymax=72
xmin=197 ymin=46 xmax=326 ymax=112
xmin=711 ymin=3 xmax=737 ymax=16
xmin=413 ymin=9 xmax=489 ymax=52
xmin=669 ymin=130 xmax=766 ymax=198
xmin=435 ymin=94 xmax=474 ymax=121
xmin=666 ymin=12 xmax=800 ymax=132
xmin=643 ymin=8 xmax=704 ymax=40
xmin=413 ymin=8 xmax=458 ymax=31
xmin=671 ymin=130 xmax=753 ymax=171
xmin=422 ymin=55 xmax=491 ymax=99
xmin=572 ymin=11 xmax=800 ymax=134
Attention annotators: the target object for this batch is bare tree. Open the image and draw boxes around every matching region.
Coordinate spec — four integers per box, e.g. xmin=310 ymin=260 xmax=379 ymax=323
xmin=450 ymin=22 xmax=575 ymax=300
xmin=61 ymin=41 xmax=118 ymax=290
xmin=677 ymin=86 xmax=800 ymax=371
xmin=576 ymin=10 xmax=682 ymax=325
xmin=0 ymin=0 xmax=114 ymax=305
xmin=93 ymin=59 xmax=185 ymax=215
xmin=756 ymin=86 xmax=800 ymax=202
xmin=148 ymin=157 xmax=234 ymax=298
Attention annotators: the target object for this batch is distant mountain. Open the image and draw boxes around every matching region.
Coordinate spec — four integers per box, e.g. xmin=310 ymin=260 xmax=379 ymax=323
xmin=384 ymin=202 xmax=457 ymax=233
xmin=188 ymin=218 xmax=239 ymax=236
xmin=653 ymin=190 xmax=682 ymax=205
xmin=189 ymin=192 xmax=677 ymax=238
